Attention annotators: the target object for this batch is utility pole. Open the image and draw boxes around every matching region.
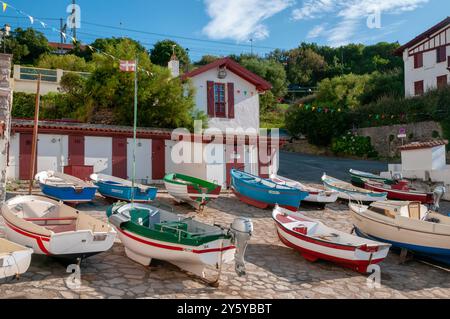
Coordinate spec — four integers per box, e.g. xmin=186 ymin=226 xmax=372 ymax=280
xmin=250 ymin=38 xmax=254 ymax=56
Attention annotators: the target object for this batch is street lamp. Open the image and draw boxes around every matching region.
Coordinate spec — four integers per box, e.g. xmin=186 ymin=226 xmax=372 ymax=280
xmin=0 ymin=24 xmax=11 ymax=54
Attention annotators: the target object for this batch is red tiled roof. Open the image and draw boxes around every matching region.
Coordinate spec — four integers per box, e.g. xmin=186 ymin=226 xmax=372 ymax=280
xmin=181 ymin=57 xmax=272 ymax=92
xmin=394 ymin=17 xmax=450 ymax=56
xmin=399 ymin=140 xmax=449 ymax=151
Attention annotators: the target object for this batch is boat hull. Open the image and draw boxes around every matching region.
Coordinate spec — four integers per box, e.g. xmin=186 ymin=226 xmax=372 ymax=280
xmin=2 ymin=218 xmax=116 ymax=258
xmin=364 ymin=183 xmax=433 ymax=204
xmin=350 ymin=170 xmax=393 ymax=187
xmin=95 ymin=181 xmax=158 ymax=203
xmin=274 ymin=217 xmax=389 ymax=273
xmin=39 ymin=183 xmax=97 ymax=203
xmin=231 ymin=171 xmax=305 ymax=212
xmin=0 ymin=242 xmax=32 ymax=280
xmin=324 ymin=184 xmax=387 ymax=202
xmin=349 ymin=206 xmax=450 ymax=265
xmin=115 ymin=226 xmax=235 ymax=278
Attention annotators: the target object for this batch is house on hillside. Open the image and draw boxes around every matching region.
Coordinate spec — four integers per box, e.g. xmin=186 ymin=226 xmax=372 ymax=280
xmin=179 ymin=57 xmax=272 ymax=132
xmin=395 ymin=17 xmax=450 ymax=97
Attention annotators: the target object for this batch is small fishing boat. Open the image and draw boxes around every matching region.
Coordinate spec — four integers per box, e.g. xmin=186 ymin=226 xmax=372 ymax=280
xmin=270 ymin=174 xmax=338 ymax=205
xmin=349 ymin=192 xmax=450 ymax=265
xmin=350 ymin=169 xmax=394 ymax=187
xmin=273 ymin=206 xmax=391 ymax=273
xmin=107 ymin=202 xmax=253 ymax=285
xmin=364 ymin=179 xmax=435 ymax=204
xmin=231 ymin=169 xmax=307 ymax=212
xmin=322 ymin=174 xmax=387 ymax=202
xmin=1 ymin=196 xmax=116 ymax=259
xmin=35 ymin=171 xmax=98 ymax=203
xmin=90 ymin=174 xmax=158 ymax=203
xmin=163 ymin=173 xmax=221 ymax=210
xmin=0 ymin=238 xmax=33 ymax=280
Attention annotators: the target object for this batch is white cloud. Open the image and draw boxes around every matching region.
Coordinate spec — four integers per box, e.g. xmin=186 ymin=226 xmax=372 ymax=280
xmin=306 ymin=24 xmax=327 ymax=39
xmin=293 ymin=0 xmax=429 ymax=46
xmin=202 ymin=0 xmax=294 ymax=42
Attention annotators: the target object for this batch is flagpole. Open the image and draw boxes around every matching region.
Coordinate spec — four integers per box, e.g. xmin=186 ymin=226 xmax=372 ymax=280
xmin=131 ymin=56 xmax=138 ymax=205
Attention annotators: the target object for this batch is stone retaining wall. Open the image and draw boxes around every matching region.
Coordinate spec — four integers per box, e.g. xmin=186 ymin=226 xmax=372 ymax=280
xmin=357 ymin=121 xmax=448 ymax=158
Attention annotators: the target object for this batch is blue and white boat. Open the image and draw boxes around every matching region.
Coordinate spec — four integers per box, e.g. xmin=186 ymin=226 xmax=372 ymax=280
xmin=322 ymin=174 xmax=387 ymax=202
xmin=35 ymin=171 xmax=98 ymax=203
xmin=231 ymin=169 xmax=307 ymax=212
xmin=90 ymin=174 xmax=158 ymax=203
xmin=349 ymin=201 xmax=450 ymax=265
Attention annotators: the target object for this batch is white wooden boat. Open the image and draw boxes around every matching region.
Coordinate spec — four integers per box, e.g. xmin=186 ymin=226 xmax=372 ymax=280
xmin=0 ymin=238 xmax=33 ymax=280
xmin=273 ymin=206 xmax=391 ymax=273
xmin=1 ymin=196 xmax=116 ymax=259
xmin=322 ymin=174 xmax=387 ymax=202
xmin=270 ymin=174 xmax=338 ymax=205
xmin=108 ymin=202 xmax=253 ymax=285
xmin=349 ymin=200 xmax=450 ymax=265
xmin=35 ymin=171 xmax=98 ymax=203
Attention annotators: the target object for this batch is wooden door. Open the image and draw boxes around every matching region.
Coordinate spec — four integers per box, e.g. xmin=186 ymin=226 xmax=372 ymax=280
xmin=19 ymin=133 xmax=33 ymax=180
xmin=112 ymin=137 xmax=127 ymax=179
xmin=68 ymin=135 xmax=85 ymax=166
xmin=226 ymin=144 xmax=245 ymax=187
xmin=152 ymin=139 xmax=165 ymax=180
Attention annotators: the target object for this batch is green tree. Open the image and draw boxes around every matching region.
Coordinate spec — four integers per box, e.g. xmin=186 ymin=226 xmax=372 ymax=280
xmin=287 ymin=47 xmax=328 ymax=86
xmin=36 ymin=54 xmax=94 ymax=72
xmin=195 ymin=55 xmax=219 ymax=66
xmin=150 ymin=40 xmax=190 ymax=70
xmin=5 ymin=27 xmax=50 ymax=65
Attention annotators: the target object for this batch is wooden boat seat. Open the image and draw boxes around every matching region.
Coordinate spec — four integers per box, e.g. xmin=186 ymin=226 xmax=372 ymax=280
xmin=408 ymin=202 xmax=421 ymax=220
xmin=369 ymin=206 xmax=396 ymax=219
xmin=45 ymin=223 xmax=77 ymax=234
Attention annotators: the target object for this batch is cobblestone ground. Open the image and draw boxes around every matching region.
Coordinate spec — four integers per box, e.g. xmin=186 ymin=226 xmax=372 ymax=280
xmin=0 ymin=190 xmax=449 ymax=299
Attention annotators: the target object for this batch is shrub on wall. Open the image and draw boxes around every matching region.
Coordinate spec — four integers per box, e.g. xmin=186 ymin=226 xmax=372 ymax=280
xmin=331 ymin=132 xmax=378 ymax=158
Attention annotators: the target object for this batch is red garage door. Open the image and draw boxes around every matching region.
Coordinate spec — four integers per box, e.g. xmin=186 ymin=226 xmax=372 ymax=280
xmin=19 ymin=133 xmax=33 ymax=180
xmin=112 ymin=137 xmax=127 ymax=179
xmin=152 ymin=139 xmax=165 ymax=180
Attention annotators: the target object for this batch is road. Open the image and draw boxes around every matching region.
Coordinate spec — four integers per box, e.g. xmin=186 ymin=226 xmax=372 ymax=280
xmin=278 ymin=151 xmax=389 ymax=183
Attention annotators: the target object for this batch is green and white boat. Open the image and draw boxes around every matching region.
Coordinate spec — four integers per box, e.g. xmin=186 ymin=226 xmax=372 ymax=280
xmin=164 ymin=173 xmax=222 ymax=210
xmin=107 ymin=202 xmax=253 ymax=285
xmin=349 ymin=169 xmax=394 ymax=187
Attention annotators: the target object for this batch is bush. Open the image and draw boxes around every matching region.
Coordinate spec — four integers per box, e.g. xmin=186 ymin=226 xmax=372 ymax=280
xmin=331 ymin=132 xmax=378 ymax=158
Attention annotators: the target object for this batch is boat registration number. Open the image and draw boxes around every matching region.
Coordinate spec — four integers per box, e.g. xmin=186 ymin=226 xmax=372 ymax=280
xmin=268 ymin=191 xmax=280 ymax=195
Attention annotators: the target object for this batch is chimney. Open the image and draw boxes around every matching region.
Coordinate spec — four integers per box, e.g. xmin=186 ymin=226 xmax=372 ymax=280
xmin=168 ymin=50 xmax=180 ymax=78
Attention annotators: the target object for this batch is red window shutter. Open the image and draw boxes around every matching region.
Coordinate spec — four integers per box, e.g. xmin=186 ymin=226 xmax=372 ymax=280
xmin=414 ymin=53 xmax=423 ymax=69
xmin=437 ymin=75 xmax=447 ymax=89
xmin=227 ymin=83 xmax=235 ymax=119
xmin=437 ymin=46 xmax=446 ymax=63
xmin=207 ymin=81 xmax=215 ymax=117
xmin=414 ymin=80 xmax=424 ymax=96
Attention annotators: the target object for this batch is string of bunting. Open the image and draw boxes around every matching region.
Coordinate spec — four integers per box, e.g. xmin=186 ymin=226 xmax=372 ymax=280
xmin=0 ymin=1 xmax=154 ymax=77
xmin=298 ymin=103 xmax=449 ymax=121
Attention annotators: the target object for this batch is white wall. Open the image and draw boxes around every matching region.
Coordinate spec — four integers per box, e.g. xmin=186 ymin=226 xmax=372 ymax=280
xmin=127 ymin=138 xmax=152 ymax=184
xmin=85 ymin=136 xmax=112 ymax=175
xmin=190 ymin=68 xmax=260 ymax=131
xmin=6 ymin=133 xmax=20 ymax=180
xmin=37 ymin=134 xmax=68 ymax=173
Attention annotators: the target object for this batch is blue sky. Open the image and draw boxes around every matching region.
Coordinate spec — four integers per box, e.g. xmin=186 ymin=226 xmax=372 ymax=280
xmin=0 ymin=0 xmax=448 ymax=61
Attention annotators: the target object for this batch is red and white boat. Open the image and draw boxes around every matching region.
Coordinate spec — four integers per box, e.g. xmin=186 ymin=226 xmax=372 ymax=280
xmin=273 ymin=206 xmax=391 ymax=273
xmin=364 ymin=179 xmax=434 ymax=204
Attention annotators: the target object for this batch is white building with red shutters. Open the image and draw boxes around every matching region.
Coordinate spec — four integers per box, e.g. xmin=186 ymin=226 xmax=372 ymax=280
xmin=7 ymin=58 xmax=280 ymax=188
xmin=180 ymin=57 xmax=272 ymax=132
xmin=395 ymin=17 xmax=450 ymax=97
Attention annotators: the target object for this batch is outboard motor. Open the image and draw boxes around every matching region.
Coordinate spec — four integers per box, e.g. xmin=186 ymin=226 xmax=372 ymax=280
xmin=229 ymin=217 xmax=253 ymax=277
xmin=430 ymin=186 xmax=446 ymax=212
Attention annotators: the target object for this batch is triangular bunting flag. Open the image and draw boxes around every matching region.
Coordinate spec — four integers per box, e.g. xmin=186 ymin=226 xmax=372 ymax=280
xmin=28 ymin=15 xmax=34 ymax=24
xmin=2 ymin=2 xmax=7 ymax=12
xmin=40 ymin=21 xmax=46 ymax=28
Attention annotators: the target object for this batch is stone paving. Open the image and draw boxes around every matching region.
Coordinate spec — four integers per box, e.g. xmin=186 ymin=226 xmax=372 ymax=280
xmin=0 ymin=191 xmax=449 ymax=299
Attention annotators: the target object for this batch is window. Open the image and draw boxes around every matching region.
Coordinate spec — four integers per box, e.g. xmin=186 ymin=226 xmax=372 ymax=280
xmin=214 ymin=83 xmax=226 ymax=117
xmin=437 ymin=75 xmax=448 ymax=89
xmin=414 ymin=80 xmax=424 ymax=96
xmin=436 ymin=46 xmax=446 ymax=63
xmin=414 ymin=53 xmax=423 ymax=69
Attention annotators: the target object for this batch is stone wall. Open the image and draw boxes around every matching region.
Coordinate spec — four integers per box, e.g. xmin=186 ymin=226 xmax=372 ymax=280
xmin=0 ymin=54 xmax=12 ymax=202
xmin=357 ymin=121 xmax=447 ymax=158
